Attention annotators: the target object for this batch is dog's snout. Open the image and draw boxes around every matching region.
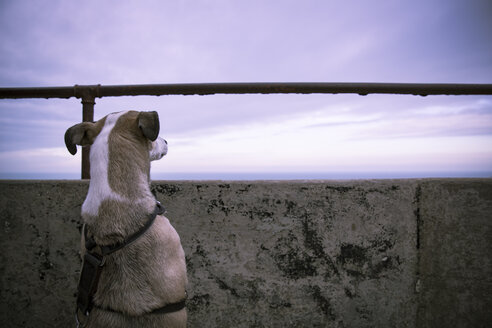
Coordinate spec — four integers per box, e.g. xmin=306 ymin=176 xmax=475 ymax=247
xmin=149 ymin=137 xmax=168 ymax=161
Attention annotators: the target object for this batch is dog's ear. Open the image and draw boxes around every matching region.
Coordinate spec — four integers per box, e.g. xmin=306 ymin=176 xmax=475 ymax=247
xmin=64 ymin=122 xmax=97 ymax=155
xmin=138 ymin=111 xmax=160 ymax=141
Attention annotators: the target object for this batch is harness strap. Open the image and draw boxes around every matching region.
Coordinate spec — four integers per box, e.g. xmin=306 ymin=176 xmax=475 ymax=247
xmin=76 ymin=201 xmax=177 ymax=326
xmin=151 ymin=298 xmax=187 ymax=315
xmin=94 ymin=296 xmax=187 ymax=317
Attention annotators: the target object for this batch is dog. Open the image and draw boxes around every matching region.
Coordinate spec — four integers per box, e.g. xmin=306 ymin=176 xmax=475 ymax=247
xmin=65 ymin=110 xmax=188 ymax=327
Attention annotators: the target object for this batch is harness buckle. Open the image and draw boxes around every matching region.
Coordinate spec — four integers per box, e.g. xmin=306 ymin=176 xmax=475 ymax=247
xmin=76 ymin=251 xmax=105 ymax=320
xmin=75 ymin=307 xmax=88 ymax=328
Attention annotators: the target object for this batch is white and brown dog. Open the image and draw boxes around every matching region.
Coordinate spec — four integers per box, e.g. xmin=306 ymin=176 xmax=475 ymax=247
xmin=65 ymin=110 xmax=187 ymax=328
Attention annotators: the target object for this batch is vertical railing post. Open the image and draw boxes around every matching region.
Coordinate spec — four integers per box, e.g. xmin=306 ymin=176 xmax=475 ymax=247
xmin=75 ymin=84 xmax=100 ymax=179
xmin=81 ymin=94 xmax=95 ymax=179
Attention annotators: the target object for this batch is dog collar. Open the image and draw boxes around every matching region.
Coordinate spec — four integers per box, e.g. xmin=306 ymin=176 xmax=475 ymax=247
xmin=84 ymin=201 xmax=166 ymax=256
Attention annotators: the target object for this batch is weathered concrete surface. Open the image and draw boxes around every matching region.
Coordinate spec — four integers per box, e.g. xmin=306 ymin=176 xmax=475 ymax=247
xmin=0 ymin=179 xmax=490 ymax=327
xmin=417 ymin=180 xmax=492 ymax=328
xmin=167 ymin=180 xmax=418 ymax=328
xmin=0 ymin=181 xmax=86 ymax=327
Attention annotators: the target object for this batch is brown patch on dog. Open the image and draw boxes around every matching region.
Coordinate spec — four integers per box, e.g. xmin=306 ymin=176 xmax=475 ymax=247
xmin=86 ymin=199 xmax=142 ymax=245
xmin=107 ymin=111 xmax=153 ymax=200
xmin=64 ymin=117 xmax=107 ymax=154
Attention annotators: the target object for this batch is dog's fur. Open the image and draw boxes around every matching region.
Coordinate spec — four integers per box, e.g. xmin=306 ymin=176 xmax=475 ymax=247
xmin=65 ymin=110 xmax=187 ymax=328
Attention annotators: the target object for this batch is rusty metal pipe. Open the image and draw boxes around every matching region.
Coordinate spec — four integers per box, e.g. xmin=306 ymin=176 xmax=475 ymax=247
xmin=1 ymin=82 xmax=491 ymax=99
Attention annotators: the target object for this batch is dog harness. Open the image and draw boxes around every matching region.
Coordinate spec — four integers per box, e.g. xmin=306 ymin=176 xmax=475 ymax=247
xmin=75 ymin=201 xmax=187 ymax=327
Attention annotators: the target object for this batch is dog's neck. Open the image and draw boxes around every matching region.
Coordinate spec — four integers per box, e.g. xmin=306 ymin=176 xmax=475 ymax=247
xmin=81 ymin=111 xmax=156 ymax=243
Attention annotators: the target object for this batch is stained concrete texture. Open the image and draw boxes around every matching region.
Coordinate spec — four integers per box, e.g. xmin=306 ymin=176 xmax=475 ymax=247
xmin=417 ymin=180 xmax=492 ymax=328
xmin=0 ymin=179 xmax=491 ymax=328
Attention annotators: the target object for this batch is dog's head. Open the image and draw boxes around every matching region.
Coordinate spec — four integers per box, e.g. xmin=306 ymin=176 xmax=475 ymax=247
xmin=64 ymin=110 xmax=168 ymax=162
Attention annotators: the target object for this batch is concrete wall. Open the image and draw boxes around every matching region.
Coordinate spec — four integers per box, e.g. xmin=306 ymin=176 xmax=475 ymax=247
xmin=0 ymin=179 xmax=490 ymax=328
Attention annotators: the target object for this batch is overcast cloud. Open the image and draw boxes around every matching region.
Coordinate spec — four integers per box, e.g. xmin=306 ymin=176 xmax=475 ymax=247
xmin=0 ymin=0 xmax=491 ymax=178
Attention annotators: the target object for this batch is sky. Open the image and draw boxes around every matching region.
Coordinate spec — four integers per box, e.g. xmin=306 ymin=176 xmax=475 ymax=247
xmin=0 ymin=0 xmax=491 ymax=179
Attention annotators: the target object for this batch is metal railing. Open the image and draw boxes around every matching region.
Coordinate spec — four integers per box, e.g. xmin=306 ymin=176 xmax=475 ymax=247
xmin=1 ymin=82 xmax=492 ymax=178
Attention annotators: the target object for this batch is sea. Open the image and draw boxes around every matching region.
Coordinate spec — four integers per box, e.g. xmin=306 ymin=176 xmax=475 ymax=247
xmin=1 ymin=171 xmax=491 ymax=180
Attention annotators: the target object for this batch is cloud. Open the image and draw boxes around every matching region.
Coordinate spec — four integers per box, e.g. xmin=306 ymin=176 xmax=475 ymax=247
xmin=4 ymin=0 xmax=490 ymax=87
xmin=1 ymin=0 xmax=492 ymax=176
xmin=345 ymin=98 xmax=492 ymax=140
xmin=153 ymin=104 xmax=492 ymax=173
xmin=0 ymin=147 xmax=79 ymax=172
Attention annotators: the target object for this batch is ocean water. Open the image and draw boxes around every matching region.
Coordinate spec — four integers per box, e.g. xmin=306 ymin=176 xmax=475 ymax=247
xmin=1 ymin=171 xmax=491 ymax=180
